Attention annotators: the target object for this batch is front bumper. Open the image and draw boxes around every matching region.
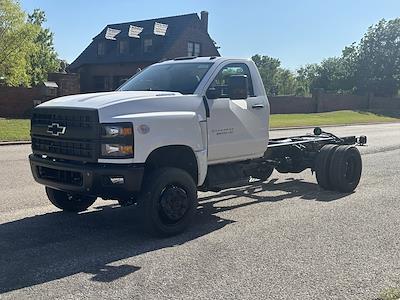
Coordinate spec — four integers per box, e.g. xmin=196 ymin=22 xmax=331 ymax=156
xmin=29 ymin=154 xmax=144 ymax=197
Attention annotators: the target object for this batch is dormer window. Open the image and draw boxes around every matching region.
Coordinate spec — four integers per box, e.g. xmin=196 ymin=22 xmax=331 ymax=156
xmin=188 ymin=41 xmax=201 ymax=56
xmin=97 ymin=41 xmax=105 ymax=56
xmin=119 ymin=40 xmax=129 ymax=54
xmin=143 ymin=38 xmax=153 ymax=53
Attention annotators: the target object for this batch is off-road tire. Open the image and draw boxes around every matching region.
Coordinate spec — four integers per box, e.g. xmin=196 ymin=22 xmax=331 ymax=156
xmin=138 ymin=167 xmax=198 ymax=237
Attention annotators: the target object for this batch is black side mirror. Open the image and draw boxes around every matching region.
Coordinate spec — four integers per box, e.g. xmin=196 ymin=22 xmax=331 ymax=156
xmin=228 ymin=75 xmax=248 ymax=100
xmin=206 ymin=87 xmax=220 ymax=100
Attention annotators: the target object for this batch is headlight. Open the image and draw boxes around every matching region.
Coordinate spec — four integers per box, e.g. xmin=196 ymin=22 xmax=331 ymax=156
xmin=101 ymin=124 xmax=133 ymax=138
xmin=100 ymin=123 xmax=134 ymax=158
xmin=101 ymin=144 xmax=133 ymax=157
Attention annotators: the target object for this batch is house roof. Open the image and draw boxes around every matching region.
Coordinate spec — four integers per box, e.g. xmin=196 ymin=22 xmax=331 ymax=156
xmin=68 ymin=13 xmax=210 ymax=70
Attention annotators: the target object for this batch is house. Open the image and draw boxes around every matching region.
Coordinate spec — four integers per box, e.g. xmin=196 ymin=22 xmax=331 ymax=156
xmin=68 ymin=11 xmax=220 ymax=93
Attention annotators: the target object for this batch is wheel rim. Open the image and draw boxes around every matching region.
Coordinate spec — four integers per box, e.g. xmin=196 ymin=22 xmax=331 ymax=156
xmin=344 ymin=155 xmax=357 ymax=184
xmin=158 ymin=185 xmax=189 ymax=224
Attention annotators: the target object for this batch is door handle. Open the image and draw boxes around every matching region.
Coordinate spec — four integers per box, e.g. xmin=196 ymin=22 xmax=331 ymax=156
xmin=252 ymin=104 xmax=264 ymax=109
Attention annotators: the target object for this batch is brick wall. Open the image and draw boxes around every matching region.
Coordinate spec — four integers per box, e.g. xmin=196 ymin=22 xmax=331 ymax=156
xmin=163 ymin=23 xmax=220 ymax=59
xmin=316 ymin=92 xmax=369 ymax=112
xmin=269 ymin=96 xmax=316 ymax=114
xmin=370 ymin=96 xmax=400 ymax=110
xmin=77 ymin=62 xmax=147 ymax=93
xmin=48 ymin=73 xmax=80 ymax=96
xmin=0 ymin=87 xmax=40 ymax=118
xmin=268 ymin=91 xmax=400 ymax=114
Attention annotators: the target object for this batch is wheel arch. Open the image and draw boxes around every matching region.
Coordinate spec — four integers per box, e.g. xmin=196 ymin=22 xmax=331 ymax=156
xmin=144 ymin=145 xmax=199 ymax=185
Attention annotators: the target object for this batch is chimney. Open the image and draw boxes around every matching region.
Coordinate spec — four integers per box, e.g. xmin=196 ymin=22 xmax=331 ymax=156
xmin=200 ymin=11 xmax=209 ymax=32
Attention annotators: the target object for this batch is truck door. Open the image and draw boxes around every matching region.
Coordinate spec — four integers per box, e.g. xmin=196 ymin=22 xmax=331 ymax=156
xmin=205 ymin=62 xmax=268 ymax=163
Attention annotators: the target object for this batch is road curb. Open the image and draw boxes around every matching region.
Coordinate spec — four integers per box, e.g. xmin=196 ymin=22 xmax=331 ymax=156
xmin=0 ymin=141 xmax=31 ymax=146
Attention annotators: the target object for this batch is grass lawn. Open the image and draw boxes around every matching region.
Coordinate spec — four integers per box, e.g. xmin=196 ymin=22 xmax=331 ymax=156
xmin=0 ymin=119 xmax=30 ymax=142
xmin=0 ymin=110 xmax=399 ymax=142
xmin=378 ymin=288 xmax=400 ymax=300
xmin=270 ymin=110 xmax=399 ymax=128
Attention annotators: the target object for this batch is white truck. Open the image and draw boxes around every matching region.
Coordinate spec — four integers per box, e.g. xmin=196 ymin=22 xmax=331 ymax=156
xmin=29 ymin=56 xmax=367 ymax=236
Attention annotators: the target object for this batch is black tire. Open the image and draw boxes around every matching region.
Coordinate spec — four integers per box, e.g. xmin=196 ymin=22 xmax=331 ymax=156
xmin=45 ymin=187 xmax=96 ymax=212
xmin=138 ymin=168 xmax=198 ymax=237
xmin=252 ymin=166 xmax=274 ymax=181
xmin=329 ymin=146 xmax=362 ymax=193
xmin=315 ymin=144 xmax=338 ymax=190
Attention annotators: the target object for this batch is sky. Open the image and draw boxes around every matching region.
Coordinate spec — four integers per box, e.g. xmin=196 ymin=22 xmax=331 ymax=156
xmin=20 ymin=0 xmax=400 ymax=70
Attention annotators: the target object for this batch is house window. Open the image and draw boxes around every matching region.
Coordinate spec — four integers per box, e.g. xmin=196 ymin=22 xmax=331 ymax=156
xmin=119 ymin=40 xmax=129 ymax=54
xmin=93 ymin=76 xmax=112 ymax=91
xmin=188 ymin=42 xmax=201 ymax=56
xmin=143 ymin=38 xmax=153 ymax=53
xmin=97 ymin=41 xmax=105 ymax=56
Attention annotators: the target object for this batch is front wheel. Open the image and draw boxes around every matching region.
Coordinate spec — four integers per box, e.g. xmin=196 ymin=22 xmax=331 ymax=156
xmin=138 ymin=168 xmax=198 ymax=237
xmin=45 ymin=187 xmax=97 ymax=212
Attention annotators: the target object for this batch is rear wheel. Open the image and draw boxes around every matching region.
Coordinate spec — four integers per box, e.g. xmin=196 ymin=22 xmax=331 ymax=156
xmin=45 ymin=187 xmax=96 ymax=212
xmin=329 ymin=146 xmax=362 ymax=192
xmin=315 ymin=144 xmax=338 ymax=190
xmin=138 ymin=168 xmax=198 ymax=237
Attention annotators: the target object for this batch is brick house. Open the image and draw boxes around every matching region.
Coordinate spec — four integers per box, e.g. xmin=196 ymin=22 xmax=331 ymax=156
xmin=68 ymin=11 xmax=220 ymax=93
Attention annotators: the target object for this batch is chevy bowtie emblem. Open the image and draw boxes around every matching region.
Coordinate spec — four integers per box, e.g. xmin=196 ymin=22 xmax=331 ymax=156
xmin=47 ymin=123 xmax=66 ymax=136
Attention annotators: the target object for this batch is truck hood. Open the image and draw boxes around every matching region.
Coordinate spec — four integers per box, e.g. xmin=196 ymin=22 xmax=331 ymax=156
xmin=37 ymin=91 xmax=206 ymax=122
xmin=38 ymin=91 xmax=184 ymax=109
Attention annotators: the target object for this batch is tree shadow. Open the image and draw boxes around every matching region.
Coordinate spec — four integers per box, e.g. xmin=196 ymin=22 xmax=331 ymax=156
xmin=0 ymin=177 xmax=348 ymax=294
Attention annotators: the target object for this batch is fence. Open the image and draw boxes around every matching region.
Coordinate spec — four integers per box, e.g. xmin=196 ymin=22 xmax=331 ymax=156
xmin=0 ymin=87 xmax=40 ymax=118
xmin=0 ymin=72 xmax=80 ymax=118
xmin=269 ymin=91 xmax=400 ymax=114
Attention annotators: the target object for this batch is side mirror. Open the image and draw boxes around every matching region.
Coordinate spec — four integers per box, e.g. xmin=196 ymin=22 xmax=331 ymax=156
xmin=206 ymin=87 xmax=220 ymax=100
xmin=228 ymin=75 xmax=248 ymax=100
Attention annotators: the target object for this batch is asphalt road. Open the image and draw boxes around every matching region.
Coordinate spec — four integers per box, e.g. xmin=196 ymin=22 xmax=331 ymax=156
xmin=1 ymin=123 xmax=399 ymax=300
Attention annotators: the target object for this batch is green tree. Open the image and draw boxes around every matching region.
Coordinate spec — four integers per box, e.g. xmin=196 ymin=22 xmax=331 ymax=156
xmin=353 ymin=18 xmax=400 ymax=96
xmin=296 ymin=57 xmax=355 ymax=94
xmin=251 ymin=54 xmax=281 ymax=95
xmin=298 ymin=18 xmax=400 ymax=96
xmin=0 ymin=0 xmax=36 ymax=86
xmin=312 ymin=57 xmax=354 ymax=92
xmin=274 ymin=68 xmax=298 ymax=95
xmin=252 ymin=54 xmax=300 ymax=95
xmin=296 ymin=64 xmax=319 ymax=95
xmin=27 ymin=9 xmax=60 ymax=86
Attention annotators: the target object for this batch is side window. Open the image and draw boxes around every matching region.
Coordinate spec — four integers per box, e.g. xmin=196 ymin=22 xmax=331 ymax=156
xmin=206 ymin=63 xmax=254 ymax=99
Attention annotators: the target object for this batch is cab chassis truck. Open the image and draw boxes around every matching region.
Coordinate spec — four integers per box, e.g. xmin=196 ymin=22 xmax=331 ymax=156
xmin=29 ymin=57 xmax=367 ymax=236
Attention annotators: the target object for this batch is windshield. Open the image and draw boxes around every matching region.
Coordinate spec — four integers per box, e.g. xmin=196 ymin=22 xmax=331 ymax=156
xmin=118 ymin=62 xmax=213 ymax=94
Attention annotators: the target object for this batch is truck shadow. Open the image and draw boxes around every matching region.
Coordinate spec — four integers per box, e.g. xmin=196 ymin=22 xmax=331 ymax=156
xmin=0 ymin=178 xmax=348 ymax=294
xmin=199 ymin=177 xmax=350 ymax=208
